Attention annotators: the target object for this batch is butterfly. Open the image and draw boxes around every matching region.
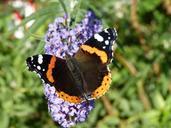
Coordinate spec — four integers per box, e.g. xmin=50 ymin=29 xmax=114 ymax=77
xmin=26 ymin=28 xmax=117 ymax=103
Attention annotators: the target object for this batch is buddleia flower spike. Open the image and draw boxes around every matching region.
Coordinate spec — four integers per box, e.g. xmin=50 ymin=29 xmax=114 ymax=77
xmin=44 ymin=11 xmax=102 ymax=128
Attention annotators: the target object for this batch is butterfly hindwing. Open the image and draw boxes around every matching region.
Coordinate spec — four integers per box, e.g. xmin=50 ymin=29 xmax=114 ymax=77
xmin=74 ymin=49 xmax=111 ymax=99
xmin=26 ymin=54 xmax=82 ymax=103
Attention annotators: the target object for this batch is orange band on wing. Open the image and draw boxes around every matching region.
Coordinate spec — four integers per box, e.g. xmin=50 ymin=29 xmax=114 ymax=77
xmin=46 ymin=56 xmax=56 ymax=83
xmin=91 ymin=72 xmax=111 ymax=98
xmin=57 ymin=91 xmax=82 ymax=103
xmin=81 ymin=45 xmax=108 ymax=64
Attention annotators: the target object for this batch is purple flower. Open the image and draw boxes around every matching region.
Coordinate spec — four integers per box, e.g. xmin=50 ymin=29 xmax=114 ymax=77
xmin=44 ymin=11 xmax=102 ymax=58
xmin=43 ymin=11 xmax=103 ymax=128
xmin=44 ymin=84 xmax=94 ymax=128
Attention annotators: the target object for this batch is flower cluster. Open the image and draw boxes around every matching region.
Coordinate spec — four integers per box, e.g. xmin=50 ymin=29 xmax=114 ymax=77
xmin=44 ymin=11 xmax=103 ymax=128
xmin=44 ymin=84 xmax=94 ymax=128
xmin=44 ymin=11 xmax=102 ymax=58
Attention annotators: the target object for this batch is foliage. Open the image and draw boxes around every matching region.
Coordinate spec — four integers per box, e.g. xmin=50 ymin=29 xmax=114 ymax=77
xmin=0 ymin=0 xmax=171 ymax=127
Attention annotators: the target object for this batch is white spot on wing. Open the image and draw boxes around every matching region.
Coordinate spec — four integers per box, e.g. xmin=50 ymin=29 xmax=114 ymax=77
xmin=38 ymin=55 xmax=43 ymax=64
xmin=41 ymin=79 xmax=45 ymax=83
xmin=105 ymin=40 xmax=109 ymax=45
xmin=114 ymin=28 xmax=118 ymax=37
xmin=104 ymin=29 xmax=108 ymax=33
xmin=94 ymin=34 xmax=104 ymax=42
xmin=38 ymin=74 xmax=41 ymax=78
xmin=37 ymin=65 xmax=41 ymax=70
xmin=111 ymin=44 xmax=114 ymax=57
xmin=107 ymin=66 xmax=110 ymax=71
xmin=31 ymin=56 xmax=33 ymax=61
xmin=103 ymin=46 xmax=106 ymax=49
xmin=113 ymin=43 xmax=117 ymax=51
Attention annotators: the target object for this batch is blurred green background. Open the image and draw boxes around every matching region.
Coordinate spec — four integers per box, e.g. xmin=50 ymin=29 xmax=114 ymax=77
xmin=0 ymin=0 xmax=171 ymax=128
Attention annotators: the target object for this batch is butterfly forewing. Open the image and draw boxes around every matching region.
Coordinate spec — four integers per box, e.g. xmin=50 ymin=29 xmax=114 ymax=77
xmin=81 ymin=28 xmax=117 ymax=64
xmin=26 ymin=54 xmax=82 ymax=103
xmin=74 ymin=28 xmax=116 ymax=99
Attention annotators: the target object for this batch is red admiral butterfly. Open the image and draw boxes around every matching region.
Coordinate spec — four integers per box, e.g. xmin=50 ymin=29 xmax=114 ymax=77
xmin=26 ymin=28 xmax=117 ymax=103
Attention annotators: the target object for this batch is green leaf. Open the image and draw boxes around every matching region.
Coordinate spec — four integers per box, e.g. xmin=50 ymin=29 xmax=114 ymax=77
xmin=0 ymin=111 xmax=9 ymax=128
xmin=138 ymin=0 xmax=161 ymax=13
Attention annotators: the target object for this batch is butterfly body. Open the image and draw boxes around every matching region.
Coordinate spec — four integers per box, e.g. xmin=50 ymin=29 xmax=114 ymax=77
xmin=65 ymin=54 xmax=89 ymax=99
xmin=26 ymin=28 xmax=117 ymax=103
